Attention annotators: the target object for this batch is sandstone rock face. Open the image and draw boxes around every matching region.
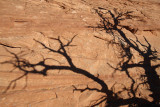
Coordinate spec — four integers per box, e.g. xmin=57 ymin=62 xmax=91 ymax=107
xmin=0 ymin=0 xmax=160 ymax=107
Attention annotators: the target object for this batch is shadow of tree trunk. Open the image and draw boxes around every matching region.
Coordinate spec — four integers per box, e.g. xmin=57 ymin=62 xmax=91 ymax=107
xmin=93 ymin=8 xmax=160 ymax=106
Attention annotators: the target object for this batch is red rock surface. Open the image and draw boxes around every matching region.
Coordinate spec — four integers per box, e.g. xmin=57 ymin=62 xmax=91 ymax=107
xmin=0 ymin=0 xmax=160 ymax=106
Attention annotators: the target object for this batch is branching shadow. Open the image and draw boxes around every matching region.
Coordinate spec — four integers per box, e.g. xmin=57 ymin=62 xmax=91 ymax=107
xmin=0 ymin=36 xmax=113 ymax=106
xmin=92 ymin=8 xmax=160 ymax=106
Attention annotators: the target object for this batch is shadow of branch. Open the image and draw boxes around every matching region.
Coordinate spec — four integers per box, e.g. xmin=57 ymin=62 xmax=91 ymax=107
xmin=93 ymin=8 xmax=160 ymax=106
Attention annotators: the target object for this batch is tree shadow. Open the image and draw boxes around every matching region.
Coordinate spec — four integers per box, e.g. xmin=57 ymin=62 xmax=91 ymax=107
xmin=0 ymin=36 xmax=111 ymax=105
xmin=92 ymin=8 xmax=160 ymax=106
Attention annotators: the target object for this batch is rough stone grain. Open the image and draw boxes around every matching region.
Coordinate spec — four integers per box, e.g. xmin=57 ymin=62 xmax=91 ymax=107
xmin=0 ymin=0 xmax=160 ymax=107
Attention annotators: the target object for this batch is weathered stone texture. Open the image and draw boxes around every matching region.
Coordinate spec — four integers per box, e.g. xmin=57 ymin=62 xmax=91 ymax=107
xmin=0 ymin=0 xmax=160 ymax=106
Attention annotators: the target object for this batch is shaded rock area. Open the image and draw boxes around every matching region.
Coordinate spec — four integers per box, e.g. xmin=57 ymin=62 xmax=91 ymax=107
xmin=0 ymin=0 xmax=160 ymax=107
